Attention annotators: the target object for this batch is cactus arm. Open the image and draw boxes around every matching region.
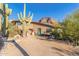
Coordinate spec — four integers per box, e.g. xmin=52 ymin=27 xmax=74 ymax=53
xmin=17 ymin=13 xmax=20 ymax=20
xmin=23 ymin=3 xmax=26 ymax=18
xmin=27 ymin=11 xmax=31 ymax=18
xmin=17 ymin=13 xmax=24 ymax=24
xmin=28 ymin=13 xmax=33 ymax=20
xmin=20 ymin=12 xmax=23 ymax=19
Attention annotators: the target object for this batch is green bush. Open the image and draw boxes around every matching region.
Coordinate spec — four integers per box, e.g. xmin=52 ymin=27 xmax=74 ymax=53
xmin=62 ymin=10 xmax=79 ymax=46
xmin=50 ymin=27 xmax=63 ymax=40
xmin=50 ymin=10 xmax=79 ymax=46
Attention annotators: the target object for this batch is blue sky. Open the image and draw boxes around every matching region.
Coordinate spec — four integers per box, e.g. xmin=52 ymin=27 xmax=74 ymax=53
xmin=8 ymin=3 xmax=79 ymax=22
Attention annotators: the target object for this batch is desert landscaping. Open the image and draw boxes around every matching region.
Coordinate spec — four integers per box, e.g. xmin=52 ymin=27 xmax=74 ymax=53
xmin=0 ymin=3 xmax=79 ymax=56
xmin=0 ymin=34 xmax=79 ymax=56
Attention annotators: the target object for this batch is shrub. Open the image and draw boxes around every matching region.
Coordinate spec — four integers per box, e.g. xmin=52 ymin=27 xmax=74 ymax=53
xmin=62 ymin=10 xmax=79 ymax=46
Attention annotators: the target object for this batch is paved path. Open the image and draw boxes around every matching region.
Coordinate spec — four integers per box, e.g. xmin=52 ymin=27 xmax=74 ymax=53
xmin=0 ymin=35 xmax=79 ymax=56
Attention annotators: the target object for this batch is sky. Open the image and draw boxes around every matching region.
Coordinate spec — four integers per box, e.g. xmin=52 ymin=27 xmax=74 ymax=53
xmin=8 ymin=3 xmax=79 ymax=22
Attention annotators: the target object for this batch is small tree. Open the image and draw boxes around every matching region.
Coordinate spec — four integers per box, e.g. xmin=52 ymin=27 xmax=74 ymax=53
xmin=62 ymin=10 xmax=79 ymax=46
xmin=50 ymin=23 xmax=63 ymax=40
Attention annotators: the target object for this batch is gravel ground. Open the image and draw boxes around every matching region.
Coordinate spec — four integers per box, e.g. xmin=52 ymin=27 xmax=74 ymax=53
xmin=0 ymin=35 xmax=79 ymax=56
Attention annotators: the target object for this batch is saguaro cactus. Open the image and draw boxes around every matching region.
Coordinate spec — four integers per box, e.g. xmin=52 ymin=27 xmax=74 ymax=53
xmin=17 ymin=3 xmax=33 ymax=36
xmin=0 ymin=3 xmax=4 ymax=32
xmin=0 ymin=16 xmax=2 ymax=31
xmin=2 ymin=4 xmax=12 ymax=36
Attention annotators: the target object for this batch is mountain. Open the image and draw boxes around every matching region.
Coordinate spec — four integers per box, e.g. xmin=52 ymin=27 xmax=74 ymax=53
xmin=39 ymin=17 xmax=60 ymax=27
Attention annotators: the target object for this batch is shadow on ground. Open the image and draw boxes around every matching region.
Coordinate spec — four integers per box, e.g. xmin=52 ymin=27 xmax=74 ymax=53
xmin=6 ymin=40 xmax=29 ymax=56
xmin=0 ymin=38 xmax=4 ymax=51
xmin=51 ymin=47 xmax=79 ymax=56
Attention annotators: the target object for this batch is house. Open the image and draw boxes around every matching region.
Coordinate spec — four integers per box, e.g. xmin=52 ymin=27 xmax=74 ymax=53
xmin=11 ymin=17 xmax=60 ymax=36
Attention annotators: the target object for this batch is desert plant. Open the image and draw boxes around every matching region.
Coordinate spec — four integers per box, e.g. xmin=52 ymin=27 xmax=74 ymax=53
xmin=62 ymin=10 xmax=79 ymax=46
xmin=50 ymin=27 xmax=63 ymax=40
xmin=7 ymin=22 xmax=18 ymax=37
